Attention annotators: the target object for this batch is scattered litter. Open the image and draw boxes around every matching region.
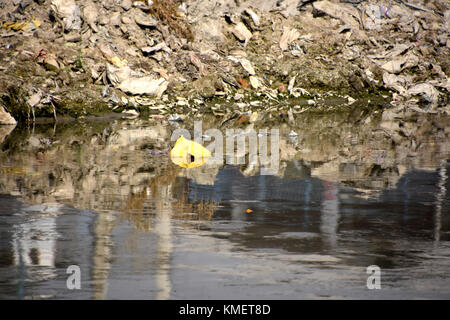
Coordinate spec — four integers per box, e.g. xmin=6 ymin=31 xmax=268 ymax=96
xmin=50 ymin=0 xmax=82 ymax=31
xmin=2 ymin=18 xmax=41 ymax=32
xmin=118 ymin=77 xmax=168 ymax=97
xmin=244 ymin=8 xmax=260 ymax=26
xmin=382 ymin=72 xmax=409 ymax=94
xmin=249 ymin=76 xmax=260 ymax=89
xmin=380 ymin=53 xmax=419 ymax=74
xmin=141 ymin=42 xmax=171 ymax=55
xmin=312 ymin=0 xmax=361 ymax=29
xmin=27 ymin=91 xmax=42 ymax=107
xmin=239 ymin=58 xmax=256 ymax=76
xmin=111 ymin=56 xmax=127 ymax=68
xmin=232 ymin=22 xmax=252 ymax=46
xmin=279 ymin=26 xmax=300 ymax=51
xmin=288 ymin=76 xmax=296 ymax=94
xmin=407 ymin=83 xmax=440 ymax=104
xmin=168 ymin=114 xmax=183 ymax=122
xmin=101 ymin=85 xmax=110 ymax=98
xmin=106 ymin=64 xmax=132 ymax=86
xmin=170 ymin=135 xmax=211 ymax=169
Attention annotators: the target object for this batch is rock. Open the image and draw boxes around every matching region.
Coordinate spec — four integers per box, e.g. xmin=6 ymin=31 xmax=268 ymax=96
xmin=0 ymin=124 xmax=15 ymax=145
xmin=349 ymin=73 xmax=364 ymax=92
xmin=43 ymin=56 xmax=60 ymax=72
xmin=0 ymin=106 xmax=17 ymax=125
xmin=313 ymin=0 xmax=361 ymax=29
xmin=50 ymin=0 xmax=82 ymax=31
xmin=97 ymin=40 xmax=116 ymax=60
xmin=135 ymin=12 xmax=158 ymax=28
xmin=141 ymin=42 xmax=171 ymax=55
xmin=193 ymin=17 xmax=224 ymax=43
xmin=83 ymin=1 xmax=99 ymax=32
xmin=64 ymin=33 xmax=81 ymax=42
xmin=110 ymin=12 xmax=121 ymax=27
xmin=121 ymin=16 xmax=132 ymax=24
xmin=381 ymin=108 xmax=401 ymax=121
xmin=118 ymin=77 xmax=168 ymax=97
xmin=120 ymin=0 xmax=132 ymax=11
xmin=98 ymin=13 xmax=109 ymax=26
xmin=193 ymin=74 xmax=218 ymax=98
xmin=232 ymin=22 xmax=252 ymax=46
xmin=347 ymin=96 xmax=356 ymax=104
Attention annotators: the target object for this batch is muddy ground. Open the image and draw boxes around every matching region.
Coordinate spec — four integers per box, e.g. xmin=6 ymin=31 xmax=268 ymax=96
xmin=0 ymin=0 xmax=449 ymax=124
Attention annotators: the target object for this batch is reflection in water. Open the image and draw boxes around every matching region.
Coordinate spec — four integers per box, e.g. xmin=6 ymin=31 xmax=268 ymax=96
xmin=154 ymin=184 xmax=173 ymax=300
xmin=11 ymin=215 xmax=58 ymax=299
xmin=435 ymin=161 xmax=447 ymax=243
xmin=12 ymin=217 xmax=56 ymax=268
xmin=0 ymin=110 xmax=449 ymax=299
xmin=92 ymin=212 xmax=115 ymax=300
xmin=320 ymin=181 xmax=339 ymax=248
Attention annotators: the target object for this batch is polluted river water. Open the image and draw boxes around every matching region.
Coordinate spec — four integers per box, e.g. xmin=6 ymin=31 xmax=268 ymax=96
xmin=0 ymin=109 xmax=449 ymax=300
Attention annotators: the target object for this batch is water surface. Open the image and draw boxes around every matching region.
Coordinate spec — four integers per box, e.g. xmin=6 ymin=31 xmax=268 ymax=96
xmin=0 ymin=110 xmax=449 ymax=299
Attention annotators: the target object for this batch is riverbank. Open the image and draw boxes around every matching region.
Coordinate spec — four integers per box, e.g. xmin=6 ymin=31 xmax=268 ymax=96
xmin=0 ymin=0 xmax=449 ymax=124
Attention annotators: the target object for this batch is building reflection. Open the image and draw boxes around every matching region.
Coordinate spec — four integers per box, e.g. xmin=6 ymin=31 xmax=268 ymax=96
xmin=153 ymin=183 xmax=173 ymax=300
xmin=434 ymin=160 xmax=448 ymax=243
xmin=320 ymin=181 xmax=339 ymax=248
xmin=92 ymin=211 xmax=116 ymax=300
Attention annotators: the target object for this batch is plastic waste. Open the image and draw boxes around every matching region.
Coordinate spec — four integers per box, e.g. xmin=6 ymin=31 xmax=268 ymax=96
xmin=280 ymin=26 xmax=300 ymax=51
xmin=2 ymin=18 xmax=40 ymax=32
xmin=232 ymin=22 xmax=252 ymax=46
xmin=50 ymin=0 xmax=82 ymax=31
xmin=117 ymin=76 xmax=168 ymax=97
xmin=170 ymin=135 xmax=211 ymax=169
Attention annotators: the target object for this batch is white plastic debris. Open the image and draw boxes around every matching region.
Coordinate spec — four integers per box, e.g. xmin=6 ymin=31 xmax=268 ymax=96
xmin=51 ymin=0 xmax=82 ymax=31
xmin=232 ymin=22 xmax=252 ymax=46
xmin=118 ymin=77 xmax=168 ymax=97
xmin=280 ymin=26 xmax=300 ymax=51
xmin=239 ymin=58 xmax=256 ymax=75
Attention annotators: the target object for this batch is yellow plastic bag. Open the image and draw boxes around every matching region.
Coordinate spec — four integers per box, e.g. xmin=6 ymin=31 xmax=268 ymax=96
xmin=3 ymin=18 xmax=40 ymax=32
xmin=170 ymin=135 xmax=211 ymax=169
xmin=111 ymin=56 xmax=127 ymax=68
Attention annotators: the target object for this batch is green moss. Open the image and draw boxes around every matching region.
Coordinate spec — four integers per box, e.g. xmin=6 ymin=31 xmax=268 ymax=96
xmin=55 ymin=98 xmax=110 ymax=119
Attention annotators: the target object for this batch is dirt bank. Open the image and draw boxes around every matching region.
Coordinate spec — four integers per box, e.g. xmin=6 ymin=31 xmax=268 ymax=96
xmin=0 ymin=0 xmax=449 ymax=123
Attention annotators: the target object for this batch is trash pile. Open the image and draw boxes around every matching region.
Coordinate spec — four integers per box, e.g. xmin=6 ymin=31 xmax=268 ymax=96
xmin=0 ymin=0 xmax=448 ymax=124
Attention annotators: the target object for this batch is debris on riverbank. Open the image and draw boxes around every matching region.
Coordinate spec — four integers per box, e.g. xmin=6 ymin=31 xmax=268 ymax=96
xmin=0 ymin=0 xmax=448 ymax=123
